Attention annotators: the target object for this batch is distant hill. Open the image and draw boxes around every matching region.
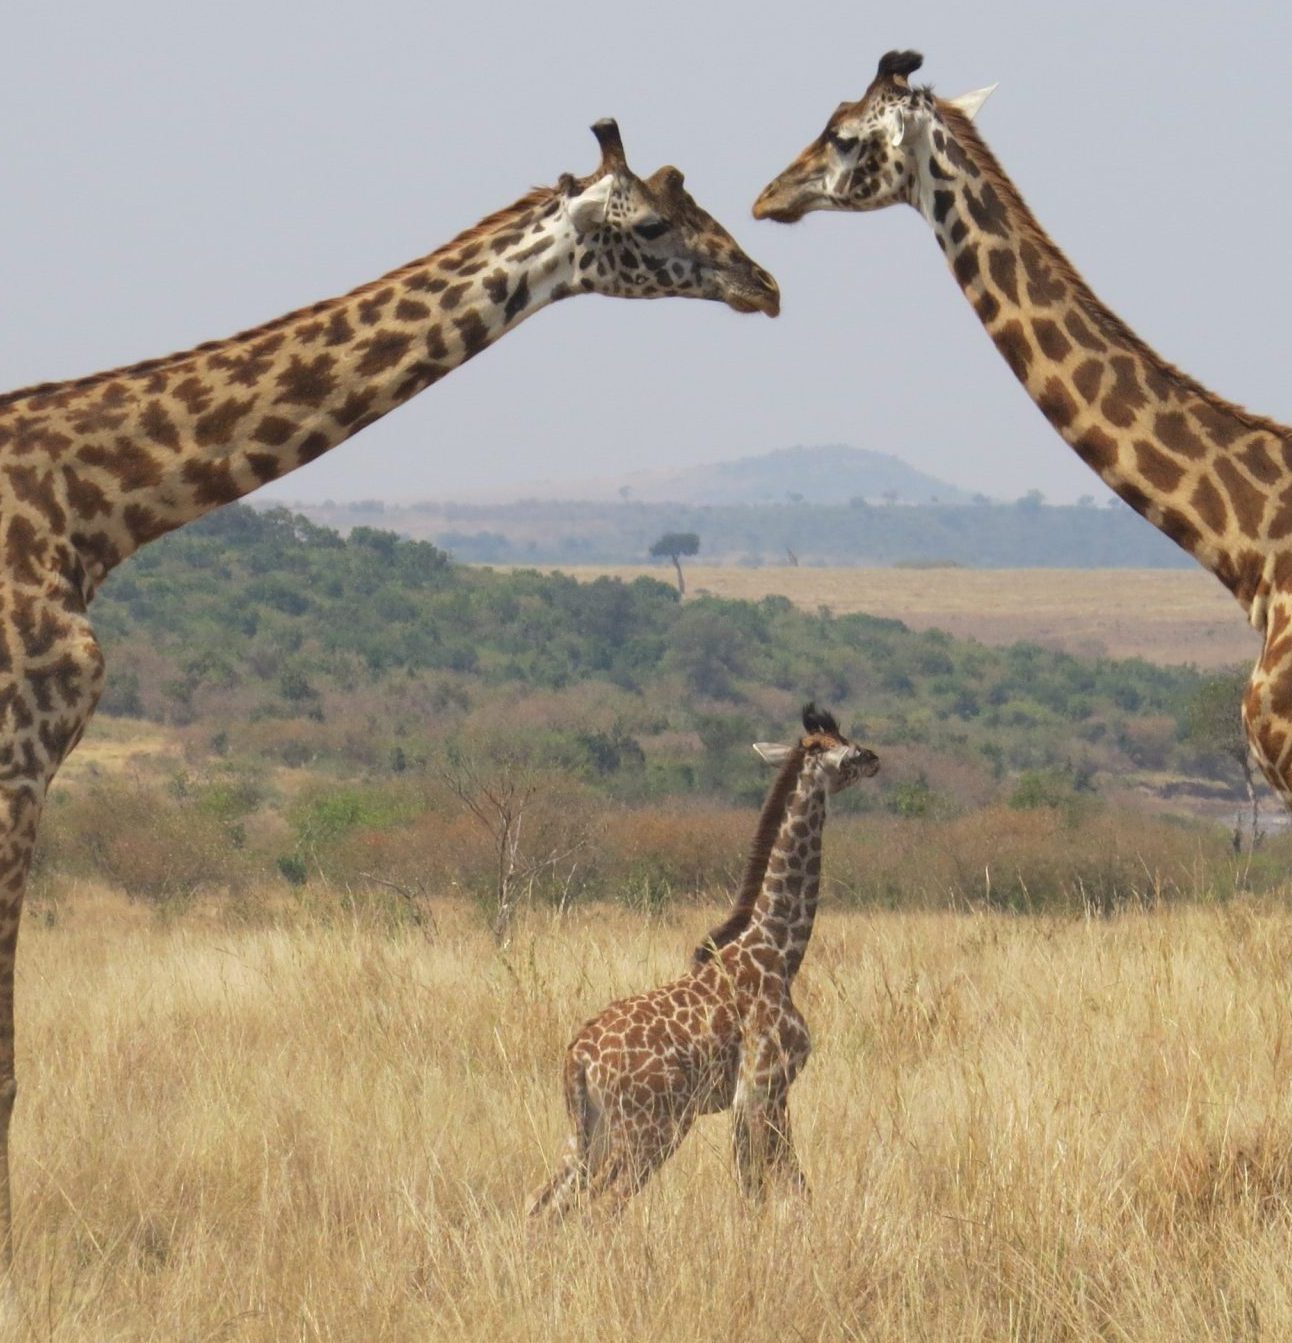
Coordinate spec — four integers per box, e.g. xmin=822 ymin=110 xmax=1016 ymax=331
xmin=450 ymin=444 xmax=973 ymax=507
xmin=273 ymin=443 xmax=1193 ymax=569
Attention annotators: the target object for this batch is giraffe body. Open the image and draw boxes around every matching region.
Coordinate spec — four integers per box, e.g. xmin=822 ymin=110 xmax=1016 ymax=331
xmin=0 ymin=120 xmax=778 ymax=1286
xmin=531 ymin=706 xmax=878 ymax=1215
xmin=753 ymin=52 xmax=1292 ymax=811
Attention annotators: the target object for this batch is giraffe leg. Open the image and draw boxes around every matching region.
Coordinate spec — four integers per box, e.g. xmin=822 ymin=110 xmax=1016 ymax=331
xmin=0 ymin=783 xmax=45 ymax=1324
xmin=0 ymin=599 xmax=104 ymax=1307
xmin=530 ymin=1052 xmax=607 ymax=1218
xmin=733 ymin=1107 xmax=805 ymax=1196
xmin=733 ymin=1090 xmax=801 ymax=1198
xmin=1243 ymin=605 xmax=1292 ymax=810
xmin=732 ymin=1049 xmax=807 ymax=1199
xmin=528 ymin=1135 xmax=586 ymax=1218
xmin=585 ymin=1107 xmax=693 ymax=1213
xmin=762 ymin=1091 xmax=808 ymax=1196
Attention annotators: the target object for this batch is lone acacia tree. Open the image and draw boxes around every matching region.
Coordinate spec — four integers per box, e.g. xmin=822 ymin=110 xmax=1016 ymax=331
xmin=650 ymin=531 xmax=700 ymax=595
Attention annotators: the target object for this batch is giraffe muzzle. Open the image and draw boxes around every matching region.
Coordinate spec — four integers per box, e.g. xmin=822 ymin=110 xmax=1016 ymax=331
xmin=752 ymin=178 xmax=811 ymax=224
xmin=724 ymin=266 xmax=781 ymax=317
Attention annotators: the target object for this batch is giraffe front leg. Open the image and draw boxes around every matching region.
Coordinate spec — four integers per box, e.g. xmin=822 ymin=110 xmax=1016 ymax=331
xmin=731 ymin=1008 xmax=811 ymax=1200
xmin=764 ymin=1092 xmax=808 ymax=1197
xmin=731 ymin=1036 xmax=808 ymax=1201
xmin=0 ymin=599 xmax=104 ymax=1307
xmin=732 ymin=1076 xmax=806 ymax=1199
xmin=0 ymin=784 xmax=41 ymax=1280
xmin=1243 ymin=615 xmax=1292 ymax=811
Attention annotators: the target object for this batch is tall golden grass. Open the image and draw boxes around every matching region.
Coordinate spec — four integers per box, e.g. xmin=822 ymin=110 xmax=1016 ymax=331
xmin=8 ymin=884 xmax=1292 ymax=1340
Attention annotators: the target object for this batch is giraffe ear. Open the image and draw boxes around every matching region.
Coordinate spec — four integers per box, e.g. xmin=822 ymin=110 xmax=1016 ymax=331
xmin=567 ymin=174 xmax=614 ymax=231
xmin=945 ymin=84 xmax=997 ymax=121
xmin=752 ymin=742 xmax=792 ymax=765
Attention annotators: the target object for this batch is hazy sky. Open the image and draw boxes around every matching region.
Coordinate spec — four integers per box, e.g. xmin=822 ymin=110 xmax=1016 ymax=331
xmin=4 ymin=1 xmax=1290 ymax=505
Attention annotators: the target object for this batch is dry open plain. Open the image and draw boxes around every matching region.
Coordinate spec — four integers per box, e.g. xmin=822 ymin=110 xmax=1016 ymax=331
xmin=10 ymin=887 xmax=1292 ymax=1342
xmin=16 ymin=565 xmax=1278 ymax=1340
xmin=533 ymin=565 xmax=1262 ymax=669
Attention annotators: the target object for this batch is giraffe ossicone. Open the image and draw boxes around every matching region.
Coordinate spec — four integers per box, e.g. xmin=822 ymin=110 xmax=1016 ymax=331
xmin=754 ymin=51 xmax=1292 ymax=814
xmin=0 ymin=118 xmax=778 ymax=1288
xmin=530 ymin=704 xmax=879 ymax=1217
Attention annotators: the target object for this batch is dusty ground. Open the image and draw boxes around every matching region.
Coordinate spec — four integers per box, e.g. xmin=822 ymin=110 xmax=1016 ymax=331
xmin=522 ymin=564 xmax=1261 ymax=668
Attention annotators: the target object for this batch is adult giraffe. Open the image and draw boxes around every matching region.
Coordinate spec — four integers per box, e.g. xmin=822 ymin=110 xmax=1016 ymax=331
xmin=753 ymin=51 xmax=1292 ymax=806
xmin=0 ymin=117 xmax=777 ymax=1287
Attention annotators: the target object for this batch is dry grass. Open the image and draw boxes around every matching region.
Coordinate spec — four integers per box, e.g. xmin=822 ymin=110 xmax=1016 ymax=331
xmin=7 ymin=885 xmax=1292 ymax=1339
xmin=53 ymin=718 xmax=180 ymax=786
xmin=517 ymin=564 xmax=1261 ymax=668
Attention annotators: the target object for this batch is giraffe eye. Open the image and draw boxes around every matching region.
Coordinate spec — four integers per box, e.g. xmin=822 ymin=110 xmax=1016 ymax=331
xmin=634 ymin=218 xmax=670 ymax=241
xmin=828 ymin=131 xmax=859 ymax=153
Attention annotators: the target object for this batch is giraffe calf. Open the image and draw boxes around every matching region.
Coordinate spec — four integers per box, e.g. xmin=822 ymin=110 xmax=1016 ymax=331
xmin=530 ymin=704 xmax=878 ymax=1215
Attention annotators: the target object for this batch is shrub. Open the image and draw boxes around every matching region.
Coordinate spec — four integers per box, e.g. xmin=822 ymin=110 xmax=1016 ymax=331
xmin=39 ymin=777 xmax=250 ymax=900
xmin=277 ymin=854 xmax=309 ymax=887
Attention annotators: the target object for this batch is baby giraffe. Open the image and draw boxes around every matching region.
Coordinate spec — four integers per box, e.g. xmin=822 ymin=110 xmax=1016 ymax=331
xmin=530 ymin=705 xmax=879 ymax=1215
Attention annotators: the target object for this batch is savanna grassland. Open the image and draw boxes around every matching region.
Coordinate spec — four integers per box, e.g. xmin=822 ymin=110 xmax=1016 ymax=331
xmin=527 ymin=564 xmax=1261 ymax=669
xmin=10 ymin=502 xmax=1291 ymax=1340
xmin=10 ymin=888 xmax=1292 ymax=1341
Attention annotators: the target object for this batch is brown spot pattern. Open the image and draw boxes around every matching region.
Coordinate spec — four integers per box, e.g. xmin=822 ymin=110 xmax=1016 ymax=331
xmin=987 ymin=248 xmax=1019 ymax=304
xmin=1031 ymin=318 xmax=1071 ymax=362
xmin=994 ymin=322 xmax=1033 ymax=382
xmin=1073 ymin=359 xmax=1103 ymax=404
xmin=1133 ymin=440 xmax=1185 ymax=494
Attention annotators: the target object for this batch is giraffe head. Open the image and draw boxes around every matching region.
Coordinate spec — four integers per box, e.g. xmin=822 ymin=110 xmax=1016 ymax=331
xmin=560 ymin=119 xmax=780 ymax=316
xmin=751 ymin=51 xmax=995 ymax=223
xmin=753 ymin=702 xmax=879 ymax=795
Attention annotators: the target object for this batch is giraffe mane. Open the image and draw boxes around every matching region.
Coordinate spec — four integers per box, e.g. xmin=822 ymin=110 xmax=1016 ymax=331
xmin=692 ymin=740 xmax=809 ymax=967
xmin=0 ymin=186 xmax=560 ymax=413
xmin=937 ymin=104 xmax=1292 ymax=443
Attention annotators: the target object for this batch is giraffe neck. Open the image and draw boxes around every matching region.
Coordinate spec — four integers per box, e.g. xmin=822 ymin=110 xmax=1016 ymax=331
xmin=733 ymin=767 xmax=827 ymax=981
xmin=0 ymin=186 xmax=582 ymax=591
xmin=915 ymin=106 xmax=1292 ymax=617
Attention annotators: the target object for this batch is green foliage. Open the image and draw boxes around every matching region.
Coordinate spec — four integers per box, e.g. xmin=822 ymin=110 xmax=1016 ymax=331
xmin=277 ymin=854 xmax=309 ymax=887
xmin=649 ymin=532 xmax=700 ymax=560
xmin=89 ymin=504 xmax=1213 ymax=808
xmin=1183 ymin=668 xmax=1249 ymax=773
xmin=889 ymin=774 xmax=935 ymax=818
xmin=665 ymin=603 xmax=749 ymax=699
xmin=194 ymin=772 xmax=265 ymax=823
xmin=1009 ymin=765 xmax=1096 ymax=818
xmin=289 ymin=783 xmax=419 ymax=850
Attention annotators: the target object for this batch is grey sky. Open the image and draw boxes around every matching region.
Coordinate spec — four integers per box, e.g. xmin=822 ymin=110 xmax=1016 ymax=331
xmin=3 ymin=1 xmax=1289 ymax=505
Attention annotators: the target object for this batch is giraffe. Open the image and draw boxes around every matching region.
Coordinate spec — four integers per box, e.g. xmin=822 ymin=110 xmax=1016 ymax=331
xmin=0 ymin=118 xmax=779 ymax=1285
xmin=752 ymin=50 xmax=1292 ymax=815
xmin=530 ymin=704 xmax=878 ymax=1216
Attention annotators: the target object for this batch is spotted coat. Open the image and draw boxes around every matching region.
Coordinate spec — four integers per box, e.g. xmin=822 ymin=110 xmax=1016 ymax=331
xmin=530 ymin=711 xmax=878 ymax=1215
xmin=0 ymin=118 xmax=779 ymax=1282
xmin=754 ymin=50 xmax=1292 ymax=812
